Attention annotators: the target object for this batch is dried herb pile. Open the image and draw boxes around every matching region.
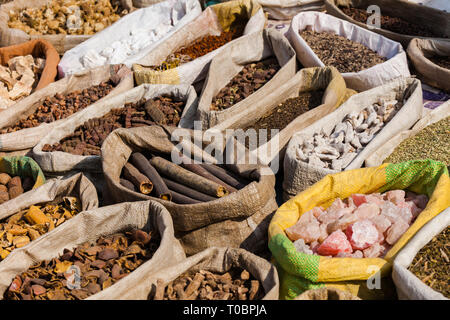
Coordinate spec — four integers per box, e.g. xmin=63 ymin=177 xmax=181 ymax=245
xmin=340 ymin=6 xmax=446 ymax=38
xmin=0 ymin=173 xmax=34 ymax=204
xmin=0 ymin=197 xmax=81 ymax=261
xmin=428 ymin=55 xmax=450 ymax=70
xmin=152 ymin=267 xmax=264 ymax=300
xmin=300 ymin=30 xmax=386 ymax=73
xmin=211 ymin=57 xmax=281 ymax=111
xmin=408 ymin=226 xmax=449 ymax=298
xmin=5 ymin=228 xmax=160 ymax=300
xmin=385 ymin=116 xmax=450 ymax=165
xmin=42 ymin=95 xmax=185 ymax=156
xmin=242 ymin=90 xmax=324 ymax=150
xmin=0 ymin=81 xmax=115 ymax=134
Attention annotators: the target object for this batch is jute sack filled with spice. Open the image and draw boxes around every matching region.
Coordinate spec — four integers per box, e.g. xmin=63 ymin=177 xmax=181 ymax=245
xmin=132 ymin=0 xmax=266 ymax=86
xmin=365 ymin=101 xmax=450 ymax=168
xmin=0 ymin=0 xmax=134 ymax=55
xmin=207 ymin=66 xmax=355 ymax=168
xmin=257 ymin=0 xmax=325 ymax=20
xmin=32 ymin=84 xmax=199 ymax=174
xmin=92 ymin=247 xmax=279 ymax=300
xmin=286 ymin=11 xmax=410 ymax=91
xmin=269 ymin=160 xmax=450 ymax=300
xmin=392 ymin=207 xmax=450 ymax=300
xmin=58 ymin=0 xmax=202 ymax=78
xmin=102 ymin=125 xmax=277 ymax=256
xmin=407 ymin=38 xmax=450 ymax=92
xmin=0 ymin=65 xmax=134 ymax=152
xmin=197 ymin=29 xmax=297 ymax=128
xmin=294 ymin=287 xmax=361 ymax=300
xmin=282 ymin=77 xmax=423 ymax=200
xmin=324 ymin=0 xmax=450 ymax=47
xmin=0 ymin=200 xmax=186 ymax=300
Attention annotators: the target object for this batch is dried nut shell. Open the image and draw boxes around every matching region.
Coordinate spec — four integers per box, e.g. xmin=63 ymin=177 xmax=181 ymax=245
xmin=0 ymin=173 xmax=12 ymax=185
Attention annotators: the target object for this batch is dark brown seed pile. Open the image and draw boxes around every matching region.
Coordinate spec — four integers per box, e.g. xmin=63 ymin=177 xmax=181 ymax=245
xmin=300 ymin=30 xmax=387 ymax=73
xmin=4 ymin=229 xmax=160 ymax=300
xmin=428 ymin=55 xmax=450 ymax=70
xmin=152 ymin=267 xmax=264 ymax=300
xmin=41 ymin=95 xmax=185 ymax=156
xmin=0 ymin=173 xmax=34 ymax=204
xmin=242 ymin=90 xmax=324 ymax=150
xmin=211 ymin=57 xmax=281 ymax=111
xmin=0 ymin=81 xmax=115 ymax=134
xmin=408 ymin=226 xmax=449 ymax=298
xmin=340 ymin=6 xmax=446 ymax=38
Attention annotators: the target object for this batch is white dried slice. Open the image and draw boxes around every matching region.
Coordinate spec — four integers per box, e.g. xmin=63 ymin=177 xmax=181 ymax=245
xmin=296 ymin=148 xmax=307 ymax=161
xmin=358 ymin=131 xmax=373 ymax=145
xmin=0 ymin=95 xmax=15 ymax=109
xmin=0 ymin=66 xmax=15 ymax=90
xmin=308 ymin=153 xmax=327 ymax=168
xmin=344 ymin=122 xmax=354 ymax=144
xmin=350 ymin=135 xmax=362 ymax=149
xmin=9 ymin=81 xmax=32 ymax=100
xmin=355 ymin=123 xmax=368 ymax=132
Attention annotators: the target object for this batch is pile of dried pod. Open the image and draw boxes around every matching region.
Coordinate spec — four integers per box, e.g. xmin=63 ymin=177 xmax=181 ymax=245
xmin=0 ymin=173 xmax=34 ymax=204
xmin=0 ymin=197 xmax=81 ymax=261
xmin=4 ymin=228 xmax=160 ymax=300
xmin=8 ymin=0 xmax=128 ymax=36
xmin=0 ymin=55 xmax=45 ymax=108
xmin=152 ymin=267 xmax=263 ymax=300
xmin=295 ymin=99 xmax=402 ymax=171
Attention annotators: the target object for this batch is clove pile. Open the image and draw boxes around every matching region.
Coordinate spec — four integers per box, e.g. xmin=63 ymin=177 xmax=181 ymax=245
xmin=4 ymin=228 xmax=160 ymax=300
xmin=0 ymin=197 xmax=81 ymax=261
xmin=42 ymin=95 xmax=185 ymax=156
xmin=295 ymin=99 xmax=402 ymax=171
xmin=0 ymin=81 xmax=115 ymax=134
xmin=120 ymin=152 xmax=252 ymax=204
xmin=299 ymin=30 xmax=387 ymax=73
xmin=152 ymin=267 xmax=264 ymax=300
xmin=0 ymin=173 xmax=34 ymax=204
xmin=0 ymin=55 xmax=46 ymax=109
xmin=211 ymin=57 xmax=281 ymax=111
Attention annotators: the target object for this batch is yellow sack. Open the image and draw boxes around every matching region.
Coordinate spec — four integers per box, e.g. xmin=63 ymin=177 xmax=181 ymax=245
xmin=269 ymin=160 xmax=450 ymax=299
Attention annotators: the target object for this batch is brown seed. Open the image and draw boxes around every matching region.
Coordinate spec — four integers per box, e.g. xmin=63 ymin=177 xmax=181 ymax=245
xmin=0 ymin=173 xmax=11 ymax=185
xmin=0 ymin=190 xmax=9 ymax=204
xmin=31 ymin=284 xmax=46 ymax=296
xmin=91 ymin=260 xmax=107 ymax=269
xmin=130 ymin=229 xmax=151 ymax=245
xmin=97 ymin=248 xmax=119 ymax=261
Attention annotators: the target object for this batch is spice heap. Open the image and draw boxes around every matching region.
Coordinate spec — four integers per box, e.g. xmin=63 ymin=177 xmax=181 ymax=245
xmin=211 ymin=58 xmax=281 ymax=111
xmin=339 ymin=6 xmax=446 ymax=38
xmin=151 ymin=26 xmax=244 ymax=71
xmin=120 ymin=152 xmax=252 ymax=204
xmin=299 ymin=30 xmax=387 ymax=73
xmin=0 ymin=55 xmax=45 ymax=108
xmin=0 ymin=81 xmax=115 ymax=134
xmin=287 ymin=190 xmax=428 ymax=258
xmin=153 ymin=267 xmax=263 ymax=300
xmin=0 ymin=173 xmax=34 ymax=204
xmin=42 ymin=95 xmax=185 ymax=156
xmin=242 ymin=90 xmax=324 ymax=150
xmin=428 ymin=55 xmax=450 ymax=70
xmin=385 ymin=116 xmax=450 ymax=165
xmin=295 ymin=99 xmax=402 ymax=171
xmin=8 ymin=0 xmax=128 ymax=36
xmin=0 ymin=197 xmax=81 ymax=261
xmin=4 ymin=228 xmax=160 ymax=300
xmin=408 ymin=226 xmax=449 ymax=298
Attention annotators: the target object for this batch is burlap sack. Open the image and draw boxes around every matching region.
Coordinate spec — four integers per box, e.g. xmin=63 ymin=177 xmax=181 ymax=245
xmin=132 ymin=0 xmax=168 ymax=8
xmin=32 ymin=84 xmax=199 ymax=174
xmin=393 ymin=207 xmax=449 ymax=300
xmin=257 ymin=0 xmax=325 ymax=20
xmin=0 ymin=200 xmax=186 ymax=300
xmin=294 ymin=287 xmax=361 ymax=300
xmin=132 ymin=0 xmax=266 ymax=86
xmin=324 ymin=0 xmax=450 ymax=47
xmin=197 ymin=29 xmax=297 ymax=128
xmin=0 ymin=0 xmax=134 ymax=55
xmin=283 ymin=77 xmax=423 ymax=200
xmin=101 ymin=125 xmax=278 ymax=256
xmin=208 ymin=66 xmax=354 ymax=167
xmin=407 ymin=38 xmax=450 ymax=92
xmin=365 ymin=100 xmax=450 ymax=167
xmin=287 ymin=11 xmax=410 ymax=91
xmin=0 ymin=39 xmax=59 ymax=92
xmin=0 ymin=65 xmax=134 ymax=152
xmin=101 ymin=247 xmax=279 ymax=300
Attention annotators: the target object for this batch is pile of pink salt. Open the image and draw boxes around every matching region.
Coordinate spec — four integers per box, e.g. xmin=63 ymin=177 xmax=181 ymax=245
xmin=286 ymin=190 xmax=428 ymax=258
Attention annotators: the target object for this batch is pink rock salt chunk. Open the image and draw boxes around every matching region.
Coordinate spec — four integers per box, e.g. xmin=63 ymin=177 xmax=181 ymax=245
xmin=346 ymin=197 xmax=357 ymax=211
xmin=406 ymin=201 xmax=422 ymax=219
xmin=371 ymin=215 xmax=392 ymax=234
xmin=318 ymin=207 xmax=352 ymax=224
xmin=317 ymin=230 xmax=353 ymax=256
xmin=328 ymin=198 xmax=347 ymax=211
xmin=385 ymin=219 xmax=410 ymax=245
xmin=346 ymin=220 xmax=379 ymax=250
xmin=311 ymin=206 xmax=325 ymax=218
xmin=285 ymin=210 xmax=321 ymax=243
xmin=350 ymin=194 xmax=367 ymax=207
xmin=336 ymin=251 xmax=352 ymax=258
xmin=327 ymin=213 xmax=359 ymax=234
xmin=363 ymin=243 xmax=384 ymax=258
xmin=354 ymin=202 xmax=380 ymax=220
xmin=385 ymin=190 xmax=406 ymax=205
xmin=310 ymin=241 xmax=320 ymax=253
xmin=352 ymin=250 xmax=363 ymax=258
xmin=365 ymin=193 xmax=385 ymax=206
xmin=318 ymin=223 xmax=329 ymax=243
xmin=397 ymin=204 xmax=413 ymax=224
xmin=406 ymin=192 xmax=429 ymax=209
xmin=381 ymin=201 xmax=404 ymax=223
